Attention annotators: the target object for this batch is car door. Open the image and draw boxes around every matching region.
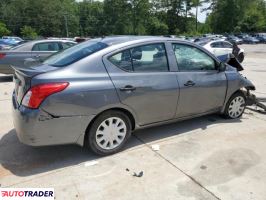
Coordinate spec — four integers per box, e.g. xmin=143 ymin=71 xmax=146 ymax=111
xmin=172 ymin=43 xmax=227 ymax=118
xmin=31 ymin=42 xmax=59 ymax=61
xmin=103 ymin=42 xmax=179 ymax=125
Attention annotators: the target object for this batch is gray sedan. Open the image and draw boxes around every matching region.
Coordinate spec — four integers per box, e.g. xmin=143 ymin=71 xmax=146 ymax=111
xmin=0 ymin=39 xmax=76 ymax=74
xmin=12 ymin=36 xmax=255 ymax=155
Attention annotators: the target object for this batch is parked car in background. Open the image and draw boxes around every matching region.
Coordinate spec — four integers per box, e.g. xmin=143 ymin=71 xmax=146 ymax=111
xmin=237 ymin=33 xmax=249 ymax=39
xmin=243 ymin=37 xmax=259 ymax=44
xmin=256 ymin=35 xmax=266 ymax=43
xmin=198 ymin=40 xmax=245 ymax=63
xmin=227 ymin=35 xmax=243 ymax=45
xmin=0 ymin=40 xmax=15 ymax=50
xmin=2 ymin=36 xmax=23 ymax=41
xmin=0 ymin=39 xmax=76 ymax=74
xmin=12 ymin=36 xmax=255 ymax=155
xmin=2 ymin=36 xmax=24 ymax=46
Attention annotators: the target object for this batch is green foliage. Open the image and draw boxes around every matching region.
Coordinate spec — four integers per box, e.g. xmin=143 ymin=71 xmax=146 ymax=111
xmin=205 ymin=0 xmax=266 ymax=33
xmin=20 ymin=26 xmax=38 ymax=39
xmin=0 ymin=22 xmax=11 ymax=37
xmin=0 ymin=0 xmax=265 ymax=37
xmin=146 ymin=17 xmax=169 ymax=35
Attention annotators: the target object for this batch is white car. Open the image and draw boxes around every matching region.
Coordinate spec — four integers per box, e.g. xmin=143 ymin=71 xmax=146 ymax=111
xmin=198 ymin=40 xmax=245 ymax=63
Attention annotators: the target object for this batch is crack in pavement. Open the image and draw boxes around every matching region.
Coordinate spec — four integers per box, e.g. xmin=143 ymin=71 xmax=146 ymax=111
xmin=133 ymin=134 xmax=222 ymax=200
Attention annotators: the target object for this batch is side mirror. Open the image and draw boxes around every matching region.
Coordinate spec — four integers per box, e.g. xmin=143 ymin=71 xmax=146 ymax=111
xmin=218 ymin=62 xmax=226 ymax=72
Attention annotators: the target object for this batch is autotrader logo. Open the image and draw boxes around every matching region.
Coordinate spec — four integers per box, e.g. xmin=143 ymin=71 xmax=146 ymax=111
xmin=0 ymin=188 xmax=54 ymax=199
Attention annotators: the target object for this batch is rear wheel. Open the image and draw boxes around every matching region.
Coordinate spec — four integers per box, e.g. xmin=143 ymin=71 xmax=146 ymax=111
xmin=86 ymin=110 xmax=132 ymax=156
xmin=224 ymin=92 xmax=246 ymax=119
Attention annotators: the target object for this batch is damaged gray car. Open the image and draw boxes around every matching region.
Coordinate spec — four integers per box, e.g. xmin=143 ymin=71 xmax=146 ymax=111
xmin=12 ymin=36 xmax=255 ymax=155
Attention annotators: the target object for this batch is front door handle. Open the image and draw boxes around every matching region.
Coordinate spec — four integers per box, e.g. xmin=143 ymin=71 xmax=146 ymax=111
xmin=184 ymin=81 xmax=195 ymax=87
xmin=120 ymin=85 xmax=136 ymax=92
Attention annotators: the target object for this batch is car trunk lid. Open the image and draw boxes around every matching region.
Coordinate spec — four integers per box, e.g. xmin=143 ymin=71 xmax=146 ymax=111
xmin=12 ymin=64 xmax=58 ymax=104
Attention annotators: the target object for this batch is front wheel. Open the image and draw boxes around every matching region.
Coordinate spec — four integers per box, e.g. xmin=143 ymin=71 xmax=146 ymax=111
xmin=86 ymin=110 xmax=132 ymax=156
xmin=224 ymin=92 xmax=246 ymax=119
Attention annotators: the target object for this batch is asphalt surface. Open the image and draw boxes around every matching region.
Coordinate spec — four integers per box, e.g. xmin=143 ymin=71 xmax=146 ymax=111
xmin=1 ymin=44 xmax=266 ymax=200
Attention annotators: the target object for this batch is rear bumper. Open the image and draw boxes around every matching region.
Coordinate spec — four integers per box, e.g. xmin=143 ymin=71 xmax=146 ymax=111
xmin=12 ymin=92 xmax=94 ymax=146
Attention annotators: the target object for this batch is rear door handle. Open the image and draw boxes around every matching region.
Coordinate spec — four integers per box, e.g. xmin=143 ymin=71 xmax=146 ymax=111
xmin=184 ymin=81 xmax=195 ymax=87
xmin=120 ymin=85 xmax=136 ymax=92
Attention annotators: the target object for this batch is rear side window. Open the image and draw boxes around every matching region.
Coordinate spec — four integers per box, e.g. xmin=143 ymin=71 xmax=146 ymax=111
xmin=222 ymin=42 xmax=232 ymax=48
xmin=61 ymin=42 xmax=75 ymax=50
xmin=109 ymin=50 xmax=132 ymax=71
xmin=43 ymin=41 xmax=108 ymax=67
xmin=109 ymin=43 xmax=169 ymax=72
xmin=32 ymin=42 xmax=60 ymax=51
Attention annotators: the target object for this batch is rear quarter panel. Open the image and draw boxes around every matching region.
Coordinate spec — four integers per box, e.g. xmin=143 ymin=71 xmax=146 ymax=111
xmin=32 ymin=54 xmax=135 ymax=119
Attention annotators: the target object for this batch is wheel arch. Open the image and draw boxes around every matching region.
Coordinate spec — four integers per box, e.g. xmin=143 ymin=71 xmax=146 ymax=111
xmin=83 ymin=107 xmax=136 ymax=146
xmin=221 ymin=89 xmax=246 ymax=113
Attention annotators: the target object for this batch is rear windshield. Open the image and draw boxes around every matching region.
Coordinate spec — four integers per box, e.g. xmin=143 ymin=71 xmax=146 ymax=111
xmin=43 ymin=40 xmax=108 ymax=67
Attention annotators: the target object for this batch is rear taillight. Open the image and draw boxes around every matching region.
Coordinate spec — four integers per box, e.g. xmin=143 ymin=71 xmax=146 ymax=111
xmin=22 ymin=82 xmax=69 ymax=109
xmin=0 ymin=53 xmax=6 ymax=59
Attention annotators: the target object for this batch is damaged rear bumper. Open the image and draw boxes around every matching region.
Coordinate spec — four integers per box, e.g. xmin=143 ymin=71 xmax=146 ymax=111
xmin=12 ymin=93 xmax=94 ymax=146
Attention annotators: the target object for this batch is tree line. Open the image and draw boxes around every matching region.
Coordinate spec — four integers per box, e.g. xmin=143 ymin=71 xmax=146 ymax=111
xmin=0 ymin=0 xmax=265 ymax=38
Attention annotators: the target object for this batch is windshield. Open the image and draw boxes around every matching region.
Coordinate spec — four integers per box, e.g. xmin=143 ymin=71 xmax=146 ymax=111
xmin=43 ymin=40 xmax=108 ymax=67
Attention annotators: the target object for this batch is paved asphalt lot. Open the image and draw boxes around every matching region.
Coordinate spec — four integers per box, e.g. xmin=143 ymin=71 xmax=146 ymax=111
xmin=1 ymin=44 xmax=266 ymax=200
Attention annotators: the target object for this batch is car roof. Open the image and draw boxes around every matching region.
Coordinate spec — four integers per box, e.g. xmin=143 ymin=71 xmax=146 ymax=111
xmin=95 ymin=36 xmax=183 ymax=46
xmin=208 ymin=40 xmax=228 ymax=44
xmin=10 ymin=39 xmax=76 ymax=51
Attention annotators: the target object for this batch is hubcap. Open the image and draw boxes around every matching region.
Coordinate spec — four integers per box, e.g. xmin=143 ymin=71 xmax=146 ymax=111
xmin=96 ymin=117 xmax=127 ymax=150
xmin=228 ymin=96 xmax=245 ymax=118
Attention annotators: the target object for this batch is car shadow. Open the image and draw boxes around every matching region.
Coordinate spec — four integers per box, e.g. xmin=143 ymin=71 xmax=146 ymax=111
xmin=0 ymin=75 xmax=13 ymax=82
xmin=0 ymin=114 xmax=243 ymax=177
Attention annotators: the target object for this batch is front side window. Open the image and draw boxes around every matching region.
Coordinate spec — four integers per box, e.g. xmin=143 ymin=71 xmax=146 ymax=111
xmin=172 ymin=43 xmax=216 ymax=71
xmin=32 ymin=42 xmax=60 ymax=51
xmin=109 ymin=43 xmax=169 ymax=72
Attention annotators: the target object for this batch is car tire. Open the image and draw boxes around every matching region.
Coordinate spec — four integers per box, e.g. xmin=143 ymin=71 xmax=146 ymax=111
xmin=224 ymin=92 xmax=246 ymax=119
xmin=238 ymin=52 xmax=244 ymax=63
xmin=86 ymin=110 xmax=132 ymax=156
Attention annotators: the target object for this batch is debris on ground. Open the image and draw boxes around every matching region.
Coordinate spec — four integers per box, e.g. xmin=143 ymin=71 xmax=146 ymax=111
xmin=133 ymin=171 xmax=143 ymax=178
xmin=151 ymin=144 xmax=160 ymax=151
xmin=125 ymin=168 xmax=143 ymax=177
xmin=84 ymin=160 xmax=99 ymax=167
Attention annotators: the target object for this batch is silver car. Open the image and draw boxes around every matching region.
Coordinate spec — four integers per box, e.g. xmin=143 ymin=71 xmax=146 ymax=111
xmin=12 ymin=36 xmax=255 ymax=155
xmin=0 ymin=39 xmax=76 ymax=74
